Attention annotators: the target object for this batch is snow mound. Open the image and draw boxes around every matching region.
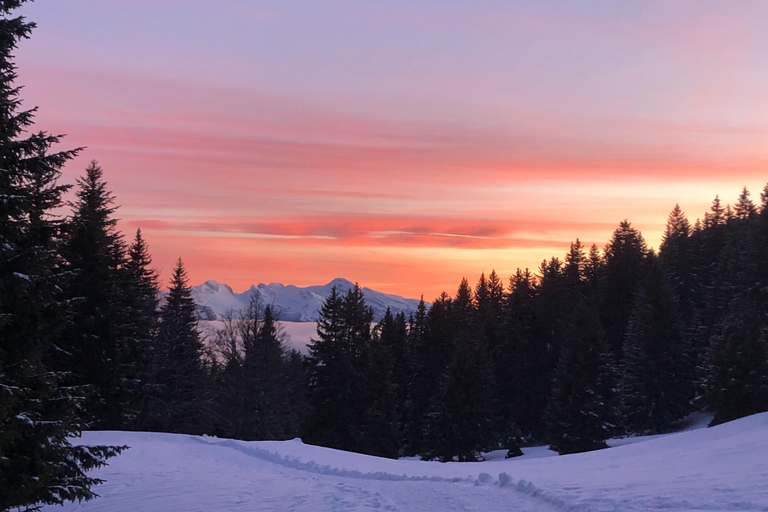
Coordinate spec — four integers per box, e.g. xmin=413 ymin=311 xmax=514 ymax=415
xmin=40 ymin=412 xmax=768 ymax=512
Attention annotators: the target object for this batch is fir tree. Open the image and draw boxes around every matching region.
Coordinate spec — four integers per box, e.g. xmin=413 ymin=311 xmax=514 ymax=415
xmin=502 ymin=268 xmax=541 ymax=440
xmin=659 ymin=204 xmax=693 ymax=316
xmin=620 ymin=255 xmax=693 ymax=434
xmin=476 ymin=270 xmax=521 ymax=456
xmin=708 ymin=294 xmax=768 ymax=425
xmin=146 ymin=259 xmax=207 ymax=434
xmin=305 ymin=286 xmax=355 ymax=450
xmin=57 ymin=161 xmax=131 ymax=428
xmin=124 ymin=229 xmax=159 ymax=429
xmin=422 ymin=279 xmax=496 ymax=461
xmin=734 ymin=187 xmax=757 ymax=220
xmin=242 ymin=302 xmax=301 ymax=440
xmin=0 ymin=2 xmax=122 ymax=509
xmin=584 ymin=244 xmax=603 ymax=294
xmin=401 ymin=296 xmax=433 ymax=456
xmin=363 ymin=308 xmax=404 ymax=458
xmin=600 ymin=220 xmax=648 ymax=357
xmin=564 ymin=239 xmax=586 ymax=287
xmin=546 ymin=300 xmax=613 ymax=455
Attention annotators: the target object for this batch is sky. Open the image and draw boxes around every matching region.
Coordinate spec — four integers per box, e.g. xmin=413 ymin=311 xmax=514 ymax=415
xmin=14 ymin=0 xmax=768 ymax=299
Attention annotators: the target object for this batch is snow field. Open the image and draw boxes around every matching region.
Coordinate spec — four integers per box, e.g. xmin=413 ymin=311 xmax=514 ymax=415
xmin=41 ymin=412 xmax=768 ymax=512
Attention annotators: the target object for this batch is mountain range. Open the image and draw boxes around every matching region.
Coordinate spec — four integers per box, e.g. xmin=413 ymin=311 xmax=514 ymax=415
xmin=190 ymin=277 xmax=423 ymax=322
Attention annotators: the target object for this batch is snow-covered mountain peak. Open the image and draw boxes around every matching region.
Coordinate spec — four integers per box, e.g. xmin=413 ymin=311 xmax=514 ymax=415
xmin=326 ymin=277 xmax=355 ymax=288
xmin=189 ymin=278 xmax=423 ymax=322
xmin=199 ymin=280 xmax=233 ymax=294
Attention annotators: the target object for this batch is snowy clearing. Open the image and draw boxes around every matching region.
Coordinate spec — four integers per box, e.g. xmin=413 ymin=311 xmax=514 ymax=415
xmin=42 ymin=412 xmax=768 ymax=512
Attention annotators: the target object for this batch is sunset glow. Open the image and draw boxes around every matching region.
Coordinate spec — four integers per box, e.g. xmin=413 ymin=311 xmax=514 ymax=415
xmin=17 ymin=1 xmax=768 ymax=299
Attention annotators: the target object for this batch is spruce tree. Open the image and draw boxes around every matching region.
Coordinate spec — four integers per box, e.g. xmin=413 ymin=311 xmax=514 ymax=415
xmin=734 ymin=187 xmax=757 ymax=220
xmin=0 ymin=2 xmax=122 ymax=509
xmin=147 ymin=259 xmax=207 ymax=434
xmin=620 ymin=255 xmax=693 ymax=434
xmin=706 ymin=186 xmax=768 ymax=424
xmin=57 ymin=161 xmax=131 ymax=428
xmin=211 ymin=310 xmax=246 ymax=438
xmin=363 ymin=308 xmax=404 ymax=458
xmin=584 ymin=243 xmax=603 ymax=296
xmin=124 ymin=229 xmax=159 ymax=428
xmin=546 ymin=300 xmax=613 ymax=455
xmin=305 ymin=286 xmax=354 ymax=450
xmin=401 ymin=296 xmax=432 ymax=455
xmin=502 ymin=268 xmax=541 ymax=440
xmin=600 ymin=220 xmax=648 ymax=357
xmin=708 ymin=295 xmax=768 ymax=425
xmin=659 ymin=204 xmax=692 ymax=296
xmin=422 ymin=279 xmax=496 ymax=461
xmin=242 ymin=302 xmax=300 ymax=440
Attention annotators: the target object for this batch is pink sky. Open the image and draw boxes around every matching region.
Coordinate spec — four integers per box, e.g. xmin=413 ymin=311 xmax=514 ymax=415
xmin=15 ymin=1 xmax=768 ymax=299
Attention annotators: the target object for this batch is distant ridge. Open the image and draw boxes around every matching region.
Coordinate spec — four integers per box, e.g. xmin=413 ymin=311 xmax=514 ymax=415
xmin=190 ymin=278 xmax=423 ymax=322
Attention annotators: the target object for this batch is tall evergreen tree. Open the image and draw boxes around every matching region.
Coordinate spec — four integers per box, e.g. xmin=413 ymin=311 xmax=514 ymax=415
xmin=363 ymin=308 xmax=404 ymax=458
xmin=305 ymin=286 xmax=356 ymax=450
xmin=146 ymin=259 xmax=207 ymax=434
xmin=57 ymin=161 xmax=131 ymax=428
xmin=0 ymin=2 xmax=122 ymax=509
xmin=401 ymin=296 xmax=434 ymax=456
xmin=620 ymin=255 xmax=693 ymax=434
xmin=546 ymin=300 xmax=613 ymax=454
xmin=584 ymin=244 xmax=603 ymax=294
xmin=502 ymin=268 xmax=541 ymax=440
xmin=242 ymin=302 xmax=302 ymax=440
xmin=124 ymin=228 xmax=159 ymax=429
xmin=476 ymin=270 xmax=521 ymax=456
xmin=708 ymin=294 xmax=768 ymax=425
xmin=422 ymin=279 xmax=496 ymax=461
xmin=659 ymin=204 xmax=692 ymax=299
xmin=600 ymin=220 xmax=648 ymax=356
xmin=734 ymin=187 xmax=757 ymax=220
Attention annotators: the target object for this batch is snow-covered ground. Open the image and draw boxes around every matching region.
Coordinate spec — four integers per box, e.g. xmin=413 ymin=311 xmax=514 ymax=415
xmin=42 ymin=412 xmax=768 ymax=512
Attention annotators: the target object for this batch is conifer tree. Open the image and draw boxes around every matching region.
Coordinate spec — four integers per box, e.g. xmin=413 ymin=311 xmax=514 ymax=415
xmin=620 ymin=255 xmax=693 ymax=434
xmin=564 ymin=238 xmax=586 ymax=287
xmin=57 ymin=161 xmax=131 ymax=428
xmin=146 ymin=259 xmax=207 ymax=434
xmin=734 ymin=187 xmax=757 ymax=220
xmin=476 ymin=270 xmax=521 ymax=456
xmin=241 ymin=302 xmax=302 ymax=440
xmin=124 ymin=229 xmax=159 ymax=428
xmin=422 ymin=279 xmax=496 ymax=461
xmin=502 ymin=268 xmax=541 ymax=439
xmin=600 ymin=220 xmax=648 ymax=356
xmin=211 ymin=310 xmax=246 ymax=438
xmin=0 ymin=2 xmax=122 ymax=508
xmin=708 ymin=295 xmax=768 ymax=425
xmin=363 ymin=308 xmax=404 ymax=458
xmin=402 ymin=296 xmax=433 ymax=455
xmin=125 ymin=229 xmax=159 ymax=327
xmin=584 ymin=244 xmax=603 ymax=294
xmin=546 ymin=300 xmax=613 ymax=454
xmin=305 ymin=286 xmax=355 ymax=450
xmin=705 ymin=186 xmax=768 ymax=424
xmin=659 ymin=204 xmax=693 ymax=314
xmin=753 ymin=183 xmax=768 ymax=295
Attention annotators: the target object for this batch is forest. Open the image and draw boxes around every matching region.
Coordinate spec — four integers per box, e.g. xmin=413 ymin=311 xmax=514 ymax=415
xmin=3 ymin=0 xmax=768 ymax=510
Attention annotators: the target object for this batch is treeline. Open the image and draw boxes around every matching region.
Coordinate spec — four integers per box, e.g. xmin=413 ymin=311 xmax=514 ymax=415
xmin=302 ymin=190 xmax=768 ymax=459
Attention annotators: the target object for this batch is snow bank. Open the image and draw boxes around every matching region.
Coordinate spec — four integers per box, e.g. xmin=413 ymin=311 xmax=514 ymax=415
xmin=40 ymin=412 xmax=768 ymax=512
